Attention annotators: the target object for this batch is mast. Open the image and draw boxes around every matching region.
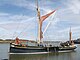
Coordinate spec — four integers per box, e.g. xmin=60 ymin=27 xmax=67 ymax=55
xmin=69 ymin=27 xmax=74 ymax=45
xmin=69 ymin=27 xmax=72 ymax=43
xmin=36 ymin=0 xmax=56 ymax=44
xmin=36 ymin=0 xmax=41 ymax=44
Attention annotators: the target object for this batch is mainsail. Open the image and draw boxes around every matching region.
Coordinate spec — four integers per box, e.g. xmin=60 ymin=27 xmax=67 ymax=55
xmin=36 ymin=0 xmax=56 ymax=44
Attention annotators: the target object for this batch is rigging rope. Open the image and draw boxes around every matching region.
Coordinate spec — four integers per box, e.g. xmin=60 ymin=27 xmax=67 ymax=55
xmin=17 ymin=18 xmax=36 ymax=39
xmin=43 ymin=11 xmax=57 ymax=41
xmin=12 ymin=16 xmax=24 ymax=39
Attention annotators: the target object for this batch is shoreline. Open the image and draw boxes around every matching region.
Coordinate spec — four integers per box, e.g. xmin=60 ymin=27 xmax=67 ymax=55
xmin=0 ymin=40 xmax=60 ymax=43
xmin=0 ymin=40 xmax=14 ymax=43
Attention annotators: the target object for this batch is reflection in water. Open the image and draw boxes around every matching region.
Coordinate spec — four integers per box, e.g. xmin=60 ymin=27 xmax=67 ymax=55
xmin=9 ymin=52 xmax=77 ymax=60
xmin=0 ymin=44 xmax=80 ymax=60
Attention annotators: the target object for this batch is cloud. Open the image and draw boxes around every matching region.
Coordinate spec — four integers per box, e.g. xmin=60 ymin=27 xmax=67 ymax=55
xmin=0 ymin=12 xmax=34 ymax=23
xmin=0 ymin=0 xmax=80 ymax=41
xmin=0 ymin=12 xmax=9 ymax=16
xmin=68 ymin=0 xmax=80 ymax=14
xmin=13 ymin=0 xmax=36 ymax=11
xmin=57 ymin=26 xmax=80 ymax=40
xmin=43 ymin=4 xmax=80 ymax=41
xmin=61 ymin=0 xmax=80 ymax=14
xmin=0 ymin=12 xmax=37 ymax=39
xmin=0 ymin=0 xmax=56 ymax=14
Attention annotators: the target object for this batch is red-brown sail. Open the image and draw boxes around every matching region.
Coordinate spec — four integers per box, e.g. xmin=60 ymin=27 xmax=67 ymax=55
xmin=36 ymin=0 xmax=56 ymax=43
xmin=40 ymin=10 xmax=56 ymax=39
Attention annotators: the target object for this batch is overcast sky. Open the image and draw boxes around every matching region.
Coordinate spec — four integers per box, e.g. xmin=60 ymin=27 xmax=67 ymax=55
xmin=0 ymin=0 xmax=80 ymax=41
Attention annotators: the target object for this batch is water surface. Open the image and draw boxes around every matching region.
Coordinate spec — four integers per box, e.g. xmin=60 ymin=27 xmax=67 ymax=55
xmin=0 ymin=43 xmax=80 ymax=60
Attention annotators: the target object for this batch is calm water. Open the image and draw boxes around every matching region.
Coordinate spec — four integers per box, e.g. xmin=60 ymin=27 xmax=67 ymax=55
xmin=0 ymin=43 xmax=80 ymax=60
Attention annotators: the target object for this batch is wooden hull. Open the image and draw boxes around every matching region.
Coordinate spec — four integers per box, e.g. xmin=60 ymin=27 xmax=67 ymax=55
xmin=9 ymin=44 xmax=77 ymax=54
xmin=59 ymin=46 xmax=77 ymax=51
xmin=10 ymin=47 xmax=47 ymax=53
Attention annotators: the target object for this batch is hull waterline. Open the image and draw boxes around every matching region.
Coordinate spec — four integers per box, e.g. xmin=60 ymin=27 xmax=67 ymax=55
xmin=9 ymin=45 xmax=77 ymax=54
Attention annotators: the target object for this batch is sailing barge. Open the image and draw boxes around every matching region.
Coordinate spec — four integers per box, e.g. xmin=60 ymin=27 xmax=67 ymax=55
xmin=9 ymin=0 xmax=77 ymax=54
xmin=10 ymin=39 xmax=77 ymax=54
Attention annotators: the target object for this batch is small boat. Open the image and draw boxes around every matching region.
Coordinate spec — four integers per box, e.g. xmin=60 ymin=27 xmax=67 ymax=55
xmin=73 ymin=38 xmax=80 ymax=44
xmin=60 ymin=27 xmax=77 ymax=52
xmin=9 ymin=0 xmax=77 ymax=54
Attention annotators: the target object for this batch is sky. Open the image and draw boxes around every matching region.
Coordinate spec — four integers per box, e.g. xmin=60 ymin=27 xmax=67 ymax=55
xmin=0 ymin=0 xmax=80 ymax=41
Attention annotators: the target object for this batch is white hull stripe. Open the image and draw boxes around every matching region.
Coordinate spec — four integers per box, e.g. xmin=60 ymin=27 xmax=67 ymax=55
xmin=9 ymin=50 xmax=74 ymax=54
xmin=9 ymin=52 xmax=50 ymax=54
xmin=58 ymin=50 xmax=73 ymax=53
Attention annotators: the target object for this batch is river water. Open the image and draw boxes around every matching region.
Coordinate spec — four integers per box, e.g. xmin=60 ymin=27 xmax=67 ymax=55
xmin=0 ymin=43 xmax=80 ymax=60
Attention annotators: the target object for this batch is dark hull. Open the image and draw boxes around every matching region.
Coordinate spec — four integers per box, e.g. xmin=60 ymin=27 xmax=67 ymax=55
xmin=9 ymin=46 xmax=77 ymax=54
xmin=10 ymin=47 xmax=47 ymax=53
xmin=74 ymin=42 xmax=80 ymax=44
xmin=59 ymin=46 xmax=77 ymax=51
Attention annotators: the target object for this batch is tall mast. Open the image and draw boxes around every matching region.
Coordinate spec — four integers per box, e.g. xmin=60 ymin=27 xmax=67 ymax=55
xmin=36 ymin=0 xmax=41 ymax=44
xmin=69 ymin=27 xmax=72 ymax=43
xmin=36 ymin=0 xmax=56 ymax=44
xmin=69 ymin=27 xmax=74 ymax=45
